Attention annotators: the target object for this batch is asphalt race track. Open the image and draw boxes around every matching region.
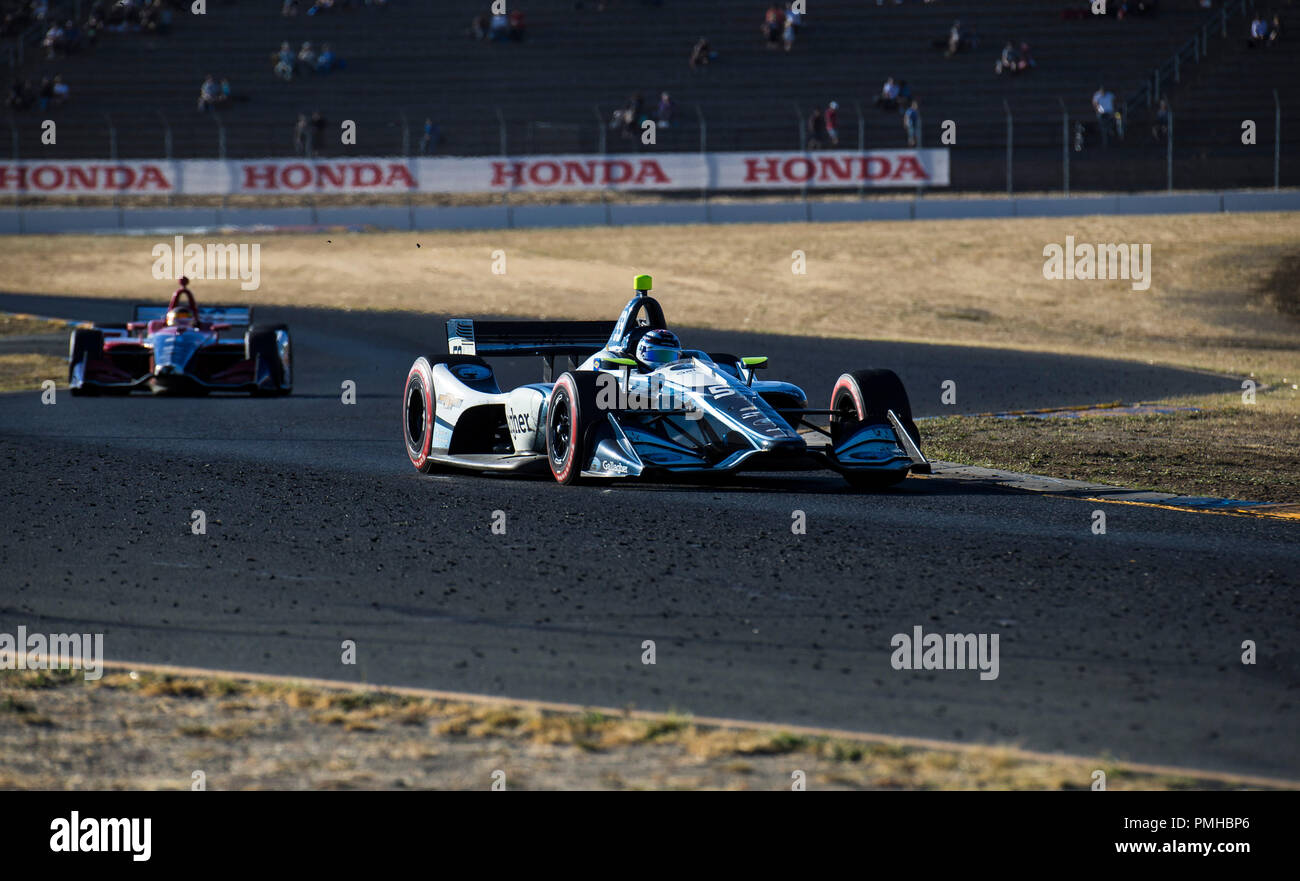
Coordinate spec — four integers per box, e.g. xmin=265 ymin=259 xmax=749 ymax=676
xmin=2 ymin=293 xmax=1296 ymax=779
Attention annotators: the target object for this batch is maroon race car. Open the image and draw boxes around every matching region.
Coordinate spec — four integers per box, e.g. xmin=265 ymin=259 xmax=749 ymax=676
xmin=67 ymin=281 xmax=291 ymax=396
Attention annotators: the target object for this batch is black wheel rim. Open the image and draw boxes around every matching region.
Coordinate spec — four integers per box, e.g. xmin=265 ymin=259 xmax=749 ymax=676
xmin=405 ymin=376 xmax=427 ymax=456
xmin=549 ymin=388 xmax=572 ymax=466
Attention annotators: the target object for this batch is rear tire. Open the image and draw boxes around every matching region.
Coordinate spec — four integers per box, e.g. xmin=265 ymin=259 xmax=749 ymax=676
xmin=246 ymin=324 xmax=292 ymax=396
xmin=545 ymin=371 xmax=603 ymax=485
xmin=68 ymin=328 xmax=104 ymax=396
xmin=830 ymin=368 xmax=919 ymax=490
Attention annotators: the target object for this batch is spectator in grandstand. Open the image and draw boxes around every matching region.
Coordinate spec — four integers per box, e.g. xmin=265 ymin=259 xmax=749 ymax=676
xmin=41 ymin=20 xmax=63 ymax=58
xmin=509 ymin=10 xmax=526 ymax=41
xmin=32 ymin=0 xmax=48 ymax=22
xmin=283 ymin=0 xmax=299 ymax=16
xmin=83 ymin=6 xmax=102 ymax=46
xmin=50 ymin=74 xmax=69 ymax=106
xmin=1249 ymin=14 xmax=1268 ymax=48
xmin=307 ymin=0 xmax=336 ymax=16
xmin=994 ymin=42 xmax=1018 ymax=75
xmin=470 ymin=14 xmax=488 ymax=40
xmin=316 ymin=43 xmax=342 ymax=72
xmin=763 ymin=5 xmax=782 ymax=49
xmin=420 ymin=118 xmax=441 ymax=154
xmin=297 ymin=41 xmax=317 ymax=74
xmin=617 ymin=94 xmax=645 ymax=139
xmin=1151 ymin=98 xmax=1170 ymax=142
xmin=1018 ymin=42 xmax=1036 ymax=70
xmin=786 ymin=2 xmax=803 ymax=29
xmin=1091 ymin=85 xmax=1116 ymax=144
xmin=273 ymin=41 xmax=295 ymax=81
xmin=782 ymin=12 xmax=796 ymax=51
xmin=197 ymin=74 xmax=219 ymax=112
xmin=489 ymin=10 xmax=509 ymax=41
xmin=903 ymin=99 xmax=920 ymax=147
xmin=689 ymin=36 xmax=713 ymax=70
xmin=824 ymin=101 xmax=839 ymax=146
xmin=36 ymin=76 xmax=53 ymax=111
xmin=294 ymin=113 xmax=309 ymax=154
xmin=940 ymin=20 xmax=962 ymax=57
xmin=140 ymin=0 xmax=166 ymax=35
xmin=874 ymin=77 xmax=900 ymax=111
xmin=310 ymin=111 xmax=327 ymax=152
xmin=656 ymin=92 xmax=676 ymax=129
xmin=807 ymin=108 xmax=827 ymax=149
xmin=1268 ymin=14 xmax=1282 ymax=45
xmin=7 ymin=77 xmax=33 ymax=112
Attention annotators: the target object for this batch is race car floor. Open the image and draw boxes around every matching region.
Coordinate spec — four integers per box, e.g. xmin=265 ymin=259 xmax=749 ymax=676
xmin=1 ymin=294 xmax=1296 ymax=780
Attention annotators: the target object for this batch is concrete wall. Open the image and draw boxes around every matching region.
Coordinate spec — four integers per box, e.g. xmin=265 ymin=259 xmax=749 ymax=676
xmin=0 ymin=190 xmax=1294 ymax=234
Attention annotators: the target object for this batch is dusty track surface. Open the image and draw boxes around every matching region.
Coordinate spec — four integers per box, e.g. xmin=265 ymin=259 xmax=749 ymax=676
xmin=1 ymin=293 xmax=1296 ymax=780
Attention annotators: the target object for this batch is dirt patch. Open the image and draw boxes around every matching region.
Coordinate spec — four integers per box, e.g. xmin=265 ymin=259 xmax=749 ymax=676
xmin=1256 ymin=250 xmax=1300 ymax=319
xmin=922 ymin=387 xmax=1300 ymax=504
xmin=0 ymin=669 xmax=1273 ymax=791
xmin=1 ymin=213 xmax=1297 ymax=382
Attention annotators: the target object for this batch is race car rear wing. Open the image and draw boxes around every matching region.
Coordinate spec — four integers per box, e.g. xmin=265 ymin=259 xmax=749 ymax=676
xmin=447 ymin=318 xmax=616 ymax=380
xmin=132 ymin=305 xmax=254 ymax=327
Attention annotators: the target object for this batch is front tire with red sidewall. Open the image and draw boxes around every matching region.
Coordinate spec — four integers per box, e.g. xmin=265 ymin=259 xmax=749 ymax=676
xmin=546 ymin=371 xmax=603 ymax=485
xmin=403 ymin=357 xmax=438 ymax=473
xmin=829 ymin=368 xmax=920 ymax=490
xmin=829 ymin=368 xmax=920 ymax=447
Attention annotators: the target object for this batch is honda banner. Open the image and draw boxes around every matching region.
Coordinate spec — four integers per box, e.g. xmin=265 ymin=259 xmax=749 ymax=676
xmin=0 ymin=149 xmax=949 ymax=196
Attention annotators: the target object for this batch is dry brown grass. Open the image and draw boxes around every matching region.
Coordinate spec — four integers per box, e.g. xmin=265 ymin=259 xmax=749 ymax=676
xmin=0 ymin=669 xmax=1274 ymax=791
xmin=0 ymin=213 xmax=1297 ymax=381
xmin=0 ymin=353 xmax=66 ymax=393
xmin=923 ymin=386 xmax=1300 ymax=504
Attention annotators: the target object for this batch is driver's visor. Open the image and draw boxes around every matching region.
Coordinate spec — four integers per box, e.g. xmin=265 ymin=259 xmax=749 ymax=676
xmin=642 ymin=347 xmax=682 ymax=364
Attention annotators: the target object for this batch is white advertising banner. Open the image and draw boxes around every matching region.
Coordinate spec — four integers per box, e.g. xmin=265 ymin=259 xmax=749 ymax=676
xmin=0 ymin=149 xmax=949 ymax=196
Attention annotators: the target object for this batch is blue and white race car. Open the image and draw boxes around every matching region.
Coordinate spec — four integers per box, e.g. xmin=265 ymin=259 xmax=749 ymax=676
xmin=402 ymin=274 xmax=928 ymax=488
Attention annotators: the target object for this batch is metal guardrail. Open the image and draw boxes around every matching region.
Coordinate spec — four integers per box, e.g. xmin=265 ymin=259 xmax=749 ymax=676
xmin=1126 ymin=0 xmax=1256 ymax=114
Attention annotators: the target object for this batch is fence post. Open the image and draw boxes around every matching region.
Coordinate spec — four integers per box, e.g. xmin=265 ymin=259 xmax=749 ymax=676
xmin=1166 ymin=109 xmax=1174 ymax=192
xmin=1275 ymin=89 xmax=1281 ymax=191
xmin=592 ymin=105 xmax=607 ymax=226
xmin=1003 ymin=100 xmax=1013 ymax=197
xmin=103 ymin=113 xmax=119 ymax=215
xmin=216 ymin=117 xmax=228 ymax=213
xmin=1058 ymin=97 xmax=1069 ymax=197
xmin=695 ymin=104 xmax=708 ymax=218
xmin=9 ymin=117 xmax=18 ymax=215
xmin=215 ymin=116 xmax=227 ymax=160
xmin=855 ymin=100 xmax=865 ymax=200
xmin=157 ymin=111 xmax=173 ymax=207
xmin=793 ymin=104 xmax=808 ymax=217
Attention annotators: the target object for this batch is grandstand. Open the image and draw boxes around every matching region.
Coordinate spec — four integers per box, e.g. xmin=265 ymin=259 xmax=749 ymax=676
xmin=3 ymin=0 xmax=1296 ymax=191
